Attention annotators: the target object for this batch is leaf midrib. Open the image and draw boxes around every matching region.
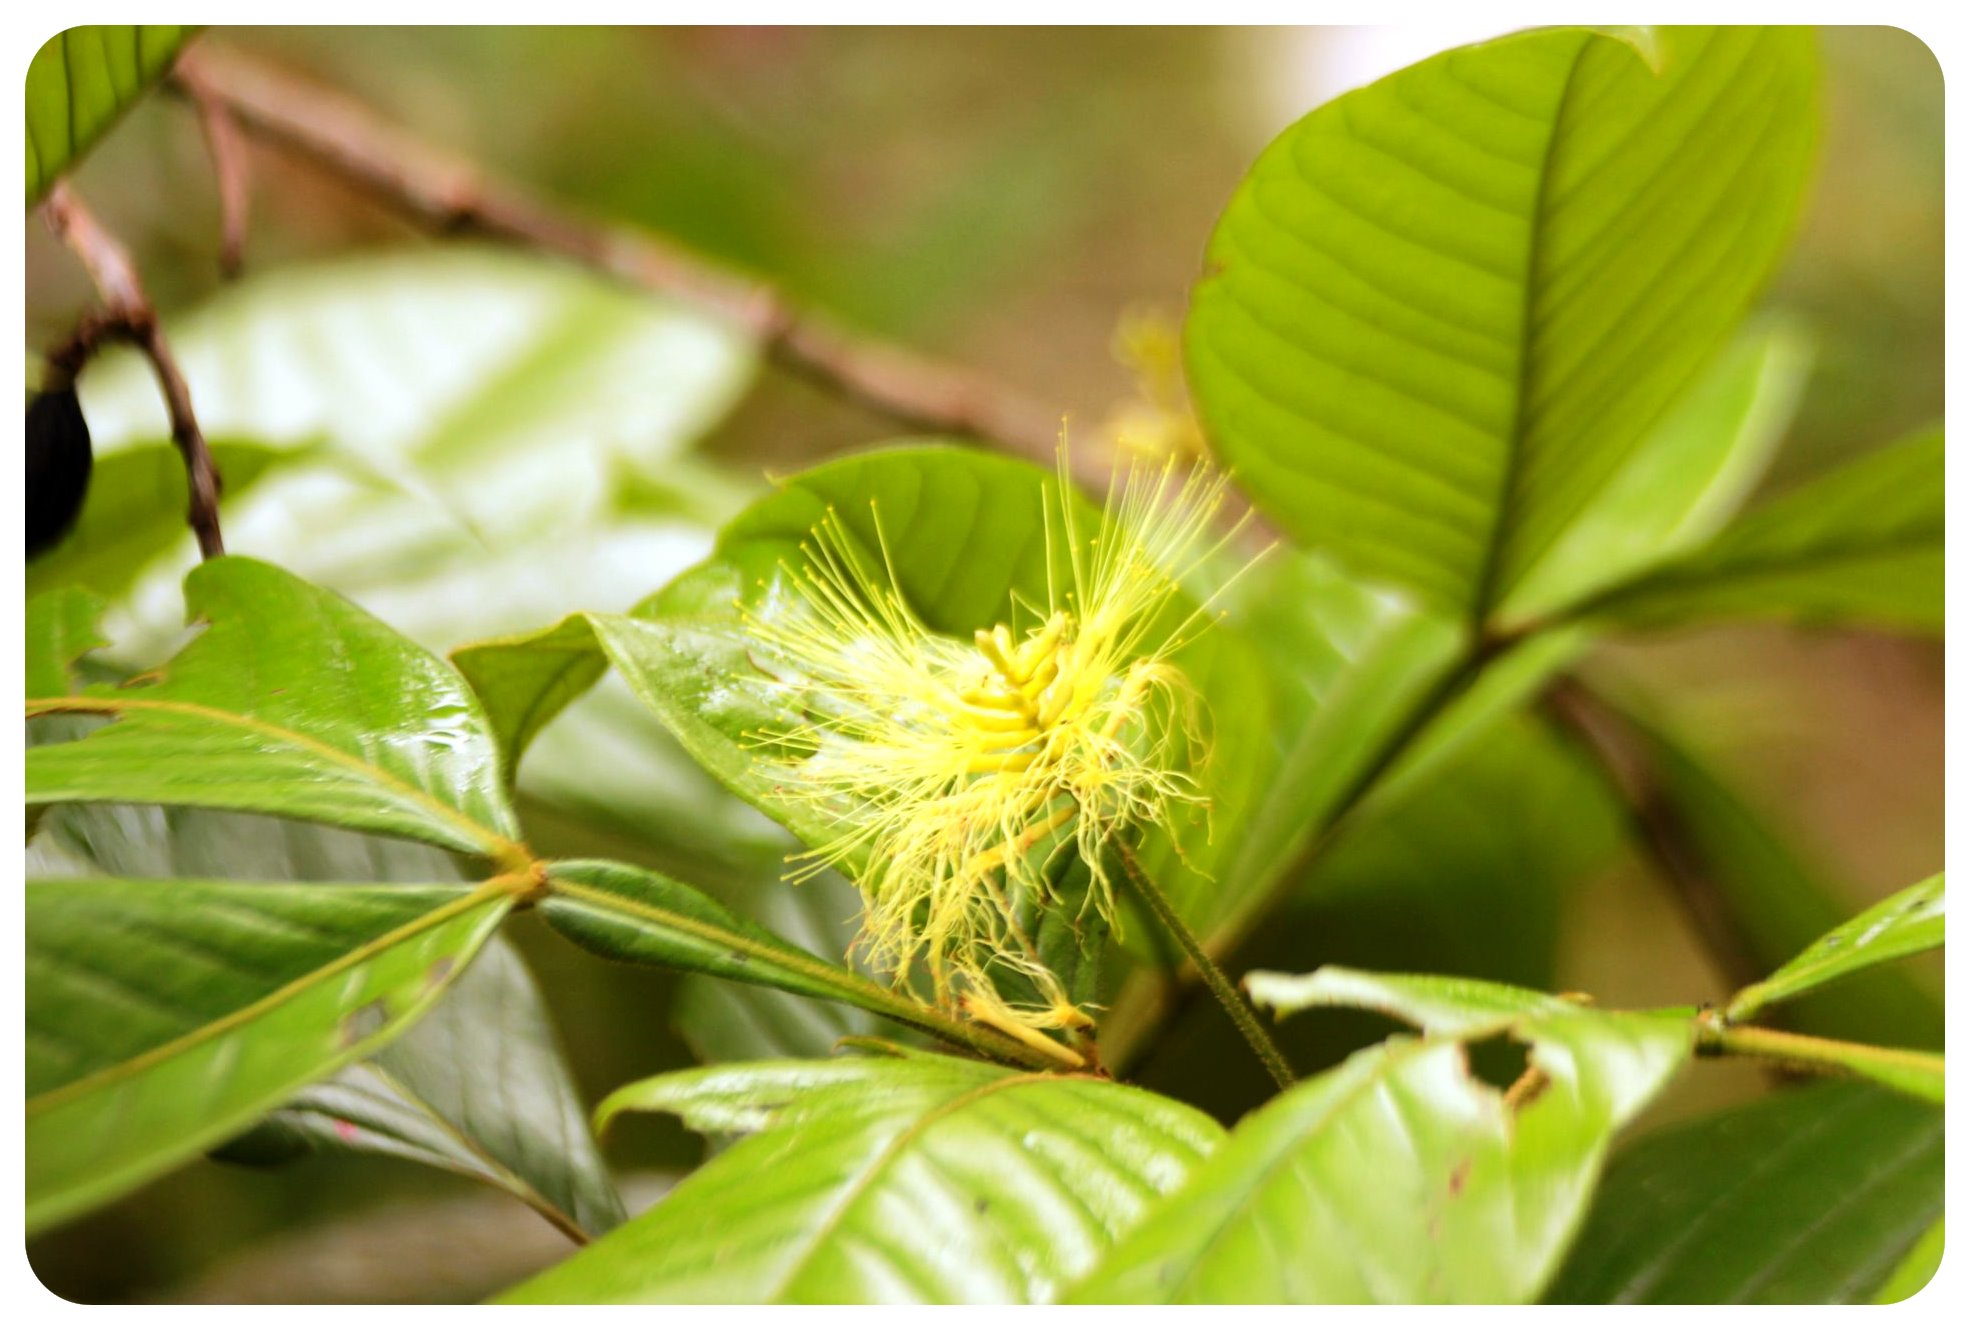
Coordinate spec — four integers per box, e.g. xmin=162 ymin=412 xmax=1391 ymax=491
xmin=1470 ymin=35 xmax=1593 ymax=629
xmin=25 ymin=693 xmax=524 ymax=862
xmin=26 ymin=874 xmax=519 ymax=1115
xmin=762 ymin=1071 xmax=1065 ymax=1300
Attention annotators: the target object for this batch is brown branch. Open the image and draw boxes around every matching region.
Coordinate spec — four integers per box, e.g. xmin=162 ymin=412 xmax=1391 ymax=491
xmin=169 ymin=43 xmax=1064 ymax=462
xmin=1542 ymin=675 xmax=1767 ymax=993
xmin=178 ymin=59 xmax=253 ymax=277
xmin=41 ymin=183 xmax=225 ymax=559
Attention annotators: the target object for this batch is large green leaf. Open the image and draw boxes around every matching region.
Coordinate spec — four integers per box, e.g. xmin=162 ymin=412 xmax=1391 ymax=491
xmin=26 ymin=875 xmax=512 ymax=1235
xmin=1580 ymin=426 xmax=1944 ymax=634
xmin=28 ymin=784 xmax=624 ymax=1243
xmin=1727 ymin=873 xmax=1943 ymax=1023
xmin=26 ymin=558 xmax=524 ymax=861
xmin=499 ymin=1053 xmax=1223 ymax=1303
xmin=25 ymin=26 xmax=196 ymax=203
xmin=74 ymin=248 xmax=753 ymax=656
xmin=1546 ymin=1082 xmax=1943 ymax=1303
xmin=236 ymin=935 xmax=625 ymax=1241
xmin=1499 ymin=320 xmax=1811 ymax=626
xmin=1074 ymin=969 xmax=1691 ymax=1303
xmin=1188 ymin=26 xmax=1818 ymax=623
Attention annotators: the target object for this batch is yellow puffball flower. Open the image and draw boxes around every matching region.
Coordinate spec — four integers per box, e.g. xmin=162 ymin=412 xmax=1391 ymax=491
xmin=743 ymin=449 xmax=1245 ymax=1042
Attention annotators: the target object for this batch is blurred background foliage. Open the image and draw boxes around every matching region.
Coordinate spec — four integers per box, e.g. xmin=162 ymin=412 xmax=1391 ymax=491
xmin=24 ymin=25 xmax=1941 ymax=1302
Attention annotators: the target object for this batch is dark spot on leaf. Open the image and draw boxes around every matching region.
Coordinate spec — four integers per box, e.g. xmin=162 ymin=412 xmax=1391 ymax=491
xmin=341 ymin=999 xmax=392 ymax=1048
xmin=1447 ymin=1158 xmax=1472 ymax=1198
xmin=425 ymin=955 xmax=456 ymax=990
xmin=726 ymin=950 xmax=751 ymax=966
xmin=974 ymin=1196 xmax=990 ymax=1215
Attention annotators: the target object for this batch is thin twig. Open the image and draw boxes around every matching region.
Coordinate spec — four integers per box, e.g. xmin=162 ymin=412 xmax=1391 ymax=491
xmin=41 ymin=182 xmax=225 ymax=559
xmin=1115 ymin=842 xmax=1296 ymax=1090
xmin=169 ymin=43 xmax=1064 ymax=463
xmin=1542 ymin=675 xmax=1767 ymax=993
xmin=178 ymin=59 xmax=253 ymax=277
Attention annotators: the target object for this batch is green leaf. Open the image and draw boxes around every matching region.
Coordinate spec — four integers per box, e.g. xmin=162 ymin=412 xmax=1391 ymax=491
xmin=25 ymin=26 xmax=196 ymax=204
xmin=26 ymin=875 xmax=512 ymax=1235
xmin=1074 ymin=969 xmax=1691 ymax=1303
xmin=673 ymin=858 xmax=888 ymax=1062
xmin=539 ymin=859 xmax=1028 ymax=1066
xmin=27 ymin=795 xmax=622 ymax=1241
xmin=75 ymin=248 xmax=754 ymax=656
xmin=27 ymin=440 xmax=290 ymax=604
xmin=26 ymin=557 xmax=524 ymax=861
xmin=1187 ymin=544 xmax=1464 ymax=951
xmin=1616 ymin=699 xmax=1941 ymax=1046
xmin=1188 ymin=26 xmax=1818 ymax=623
xmin=1581 ymin=426 xmax=1944 ymax=634
xmin=498 ymin=1054 xmax=1223 ymax=1303
xmin=1126 ymin=715 xmax=1623 ymax=1119
xmin=1500 ymin=320 xmax=1811 ymax=626
xmin=1546 ymin=1082 xmax=1943 ymax=1303
xmin=1872 ymin=1217 xmax=1944 ymax=1304
xmin=240 ymin=935 xmax=625 ymax=1241
xmin=25 ymin=586 xmax=106 ymax=698
xmin=451 ymin=612 xmax=617 ymax=782
xmin=1727 ymin=873 xmax=1943 ymax=1023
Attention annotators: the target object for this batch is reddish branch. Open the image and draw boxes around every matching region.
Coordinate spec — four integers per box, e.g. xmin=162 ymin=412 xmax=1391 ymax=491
xmin=178 ymin=59 xmax=254 ymax=277
xmin=41 ymin=182 xmax=226 ymax=559
xmin=169 ymin=44 xmax=1064 ymax=462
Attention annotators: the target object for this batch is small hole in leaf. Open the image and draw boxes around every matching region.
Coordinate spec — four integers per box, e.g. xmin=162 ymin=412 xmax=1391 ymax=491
xmin=1463 ymin=1034 xmax=1533 ymax=1096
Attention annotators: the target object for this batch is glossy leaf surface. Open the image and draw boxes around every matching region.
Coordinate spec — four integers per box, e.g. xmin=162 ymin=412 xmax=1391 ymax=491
xmin=1076 ymin=969 xmax=1690 ymax=1302
xmin=1189 ymin=26 xmax=1817 ymax=622
xmin=538 ymin=859 xmax=1026 ymax=1065
xmin=26 ymin=558 xmax=523 ymax=860
xmin=27 ymin=876 xmax=511 ymax=1234
xmin=245 ymin=936 xmax=624 ymax=1241
xmin=27 ymin=788 xmax=621 ymax=1241
xmin=501 ymin=1054 xmax=1223 ymax=1303
xmin=1727 ymin=873 xmax=1944 ymax=1023
xmin=1547 ymin=1082 xmax=1943 ymax=1303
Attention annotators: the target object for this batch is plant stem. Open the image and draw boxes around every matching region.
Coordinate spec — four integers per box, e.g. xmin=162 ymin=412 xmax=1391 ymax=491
xmin=1696 ymin=1016 xmax=1944 ymax=1100
xmin=1115 ymin=843 xmax=1295 ymax=1091
xmin=40 ymin=183 xmax=226 ymax=559
xmin=170 ymin=43 xmax=1066 ymax=468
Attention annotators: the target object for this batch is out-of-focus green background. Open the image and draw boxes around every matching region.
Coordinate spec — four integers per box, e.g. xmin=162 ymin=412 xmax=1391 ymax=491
xmin=24 ymin=26 xmax=1941 ymax=1303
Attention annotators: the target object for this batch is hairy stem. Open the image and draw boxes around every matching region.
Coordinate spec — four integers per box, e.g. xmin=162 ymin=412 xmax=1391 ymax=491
xmin=1115 ymin=843 xmax=1295 ymax=1091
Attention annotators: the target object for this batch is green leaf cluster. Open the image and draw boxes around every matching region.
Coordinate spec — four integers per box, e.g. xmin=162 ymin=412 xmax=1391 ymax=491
xmin=24 ymin=21 xmax=1942 ymax=1306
